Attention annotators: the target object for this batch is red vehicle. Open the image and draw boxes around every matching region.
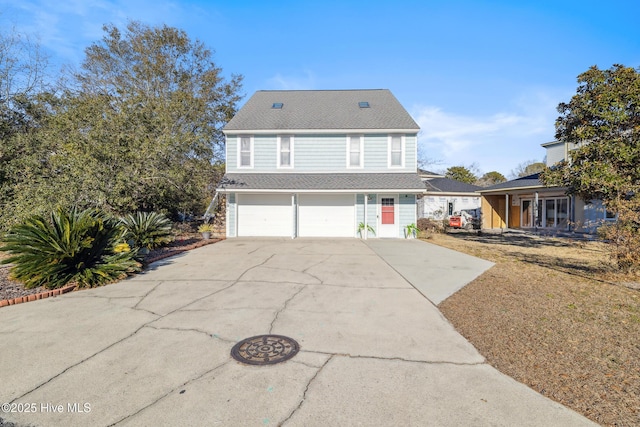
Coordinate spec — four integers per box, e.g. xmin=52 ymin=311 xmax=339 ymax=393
xmin=448 ymin=210 xmax=478 ymax=230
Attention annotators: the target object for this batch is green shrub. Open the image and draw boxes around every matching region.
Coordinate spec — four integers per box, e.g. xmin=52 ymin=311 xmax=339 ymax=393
xmin=0 ymin=208 xmax=140 ymax=289
xmin=120 ymin=212 xmax=173 ymax=249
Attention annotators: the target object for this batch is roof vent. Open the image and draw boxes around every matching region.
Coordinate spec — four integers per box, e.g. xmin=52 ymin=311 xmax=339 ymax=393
xmin=272 ymin=102 xmax=283 ymax=109
xmin=358 ymin=101 xmax=370 ymax=108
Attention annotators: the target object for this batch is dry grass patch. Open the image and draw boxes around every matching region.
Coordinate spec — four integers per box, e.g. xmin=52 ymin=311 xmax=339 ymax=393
xmin=432 ymin=232 xmax=640 ymax=426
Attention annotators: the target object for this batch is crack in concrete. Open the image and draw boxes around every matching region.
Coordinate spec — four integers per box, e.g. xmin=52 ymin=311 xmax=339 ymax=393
xmin=109 ymin=360 xmax=232 ymax=426
xmin=297 ymin=349 xmax=485 ymax=366
xmin=11 ymin=280 xmax=241 ymax=403
xmin=280 ymin=355 xmax=334 ymax=425
xmin=243 ymin=265 xmax=322 ymax=284
xmin=269 ymin=285 xmax=307 ymax=334
xmin=10 ymin=322 xmax=151 ymax=403
xmin=289 ymin=357 xmax=330 ymax=370
xmin=236 ymin=254 xmax=275 ymax=281
xmin=307 ymin=282 xmax=411 ymax=290
xmin=300 ymin=255 xmax=331 ymax=284
xmin=133 ymin=281 xmax=165 ymax=310
xmin=341 ymin=353 xmax=486 ymax=366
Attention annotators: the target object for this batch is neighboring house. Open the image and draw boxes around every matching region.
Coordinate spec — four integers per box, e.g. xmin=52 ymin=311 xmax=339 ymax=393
xmin=216 ymin=89 xmax=425 ymax=238
xmin=418 ymin=169 xmax=443 ymax=180
xmin=418 ymin=177 xmax=482 ymax=219
xmin=479 ymin=141 xmax=615 ymax=233
xmin=415 ymin=169 xmax=482 ymax=219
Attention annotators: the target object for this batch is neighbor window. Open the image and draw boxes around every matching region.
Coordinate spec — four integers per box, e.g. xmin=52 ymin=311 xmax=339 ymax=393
xmin=278 ymin=135 xmax=293 ymax=168
xmin=239 ymin=136 xmax=253 ymax=167
xmin=348 ymin=135 xmax=363 ymax=167
xmin=389 ymin=135 xmax=404 ymax=167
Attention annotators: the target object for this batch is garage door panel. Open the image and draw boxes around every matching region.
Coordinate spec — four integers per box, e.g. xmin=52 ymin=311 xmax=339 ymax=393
xmin=299 ymin=194 xmax=354 ymax=237
xmin=237 ymin=194 xmax=292 ymax=237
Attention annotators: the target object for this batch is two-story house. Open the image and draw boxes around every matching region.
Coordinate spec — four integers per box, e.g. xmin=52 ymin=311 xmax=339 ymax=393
xmin=216 ymin=89 xmax=425 ymax=238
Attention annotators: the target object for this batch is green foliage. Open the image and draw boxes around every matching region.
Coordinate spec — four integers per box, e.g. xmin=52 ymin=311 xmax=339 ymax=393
xmin=120 ymin=211 xmax=173 ymax=249
xmin=0 ymin=208 xmax=140 ymax=289
xmin=541 ymin=64 xmax=640 ymax=271
xmin=445 ymin=166 xmax=477 ymax=184
xmin=357 ymin=222 xmax=375 ymax=237
xmin=511 ymin=160 xmax=546 ymax=179
xmin=0 ymin=22 xmax=242 ymax=229
xmin=477 ymin=171 xmax=507 ymax=187
xmin=541 ymin=65 xmax=640 ymax=209
xmin=404 ymin=223 xmax=419 ymax=237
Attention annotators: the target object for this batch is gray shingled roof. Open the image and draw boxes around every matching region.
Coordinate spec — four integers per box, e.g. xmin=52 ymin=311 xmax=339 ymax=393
xmin=224 ymin=90 xmax=420 ymax=131
xmin=217 ymin=173 xmax=425 ymax=191
xmin=424 ymin=178 xmax=482 ymax=193
xmin=478 ymin=173 xmax=546 ymax=192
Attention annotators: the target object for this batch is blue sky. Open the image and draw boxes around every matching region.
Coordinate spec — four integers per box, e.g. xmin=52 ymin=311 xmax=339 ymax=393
xmin=1 ymin=0 xmax=639 ymax=177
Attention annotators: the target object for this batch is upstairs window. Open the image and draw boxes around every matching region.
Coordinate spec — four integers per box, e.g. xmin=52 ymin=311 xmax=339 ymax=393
xmin=278 ymin=135 xmax=293 ymax=168
xmin=389 ymin=135 xmax=404 ymax=167
xmin=239 ymin=136 xmax=253 ymax=168
xmin=348 ymin=135 xmax=363 ymax=168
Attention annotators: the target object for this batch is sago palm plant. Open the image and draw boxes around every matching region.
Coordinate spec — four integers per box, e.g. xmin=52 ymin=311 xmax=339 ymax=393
xmin=119 ymin=211 xmax=174 ymax=249
xmin=0 ymin=208 xmax=140 ymax=289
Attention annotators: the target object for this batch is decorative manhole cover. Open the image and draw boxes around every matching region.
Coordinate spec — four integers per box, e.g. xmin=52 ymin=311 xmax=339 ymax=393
xmin=231 ymin=335 xmax=300 ymax=365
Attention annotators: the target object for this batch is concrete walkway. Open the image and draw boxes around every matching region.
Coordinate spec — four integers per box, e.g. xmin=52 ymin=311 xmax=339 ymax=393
xmin=0 ymin=238 xmax=595 ymax=426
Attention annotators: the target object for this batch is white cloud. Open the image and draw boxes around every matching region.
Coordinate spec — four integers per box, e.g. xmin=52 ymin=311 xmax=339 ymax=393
xmin=1 ymin=0 xmax=189 ymax=65
xmin=412 ymin=90 xmax=561 ymax=175
xmin=266 ymin=70 xmax=316 ymax=90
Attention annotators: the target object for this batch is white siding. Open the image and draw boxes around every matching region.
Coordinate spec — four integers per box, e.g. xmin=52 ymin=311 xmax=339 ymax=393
xmin=420 ymin=195 xmax=481 ymax=219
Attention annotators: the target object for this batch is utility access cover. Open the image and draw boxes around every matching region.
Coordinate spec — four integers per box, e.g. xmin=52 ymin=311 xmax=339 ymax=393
xmin=231 ymin=335 xmax=300 ymax=366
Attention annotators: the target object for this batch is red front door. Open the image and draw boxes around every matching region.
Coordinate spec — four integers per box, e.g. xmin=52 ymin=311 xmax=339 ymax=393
xmin=381 ymin=198 xmax=395 ymax=224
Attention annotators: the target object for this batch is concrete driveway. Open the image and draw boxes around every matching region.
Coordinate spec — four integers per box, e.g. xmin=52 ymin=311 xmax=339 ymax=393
xmin=0 ymin=238 xmax=595 ymax=426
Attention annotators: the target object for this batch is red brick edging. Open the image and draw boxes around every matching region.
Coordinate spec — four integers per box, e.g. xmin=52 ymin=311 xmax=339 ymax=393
xmin=0 ymin=237 xmax=224 ymax=309
xmin=0 ymin=284 xmax=76 ymax=308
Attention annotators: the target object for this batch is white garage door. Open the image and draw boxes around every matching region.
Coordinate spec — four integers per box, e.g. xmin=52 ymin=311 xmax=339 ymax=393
xmin=298 ymin=194 xmax=355 ymax=237
xmin=237 ymin=194 xmax=292 ymax=237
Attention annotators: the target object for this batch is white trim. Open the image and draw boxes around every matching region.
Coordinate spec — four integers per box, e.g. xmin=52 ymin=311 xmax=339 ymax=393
xmin=222 ymin=169 xmax=419 ymax=174
xmin=346 ymin=134 xmax=364 ymax=169
xmin=388 ymin=134 xmax=405 ymax=168
xmin=217 ymin=188 xmax=425 ymax=194
xmin=233 ymin=195 xmax=238 ymax=237
xmin=364 ymin=193 xmax=368 ymax=239
xmin=225 ymin=129 xmax=420 ymax=135
xmin=277 ymin=135 xmax=294 ymax=169
xmin=291 ymin=193 xmax=296 ymax=239
xmin=226 ymin=194 xmax=231 ymax=237
xmin=354 ymin=194 xmax=358 ymax=238
xmin=237 ymin=135 xmax=254 ymax=169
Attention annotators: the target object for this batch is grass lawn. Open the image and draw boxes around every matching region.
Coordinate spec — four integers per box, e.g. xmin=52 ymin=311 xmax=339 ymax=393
xmin=430 ymin=231 xmax=640 ymax=426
